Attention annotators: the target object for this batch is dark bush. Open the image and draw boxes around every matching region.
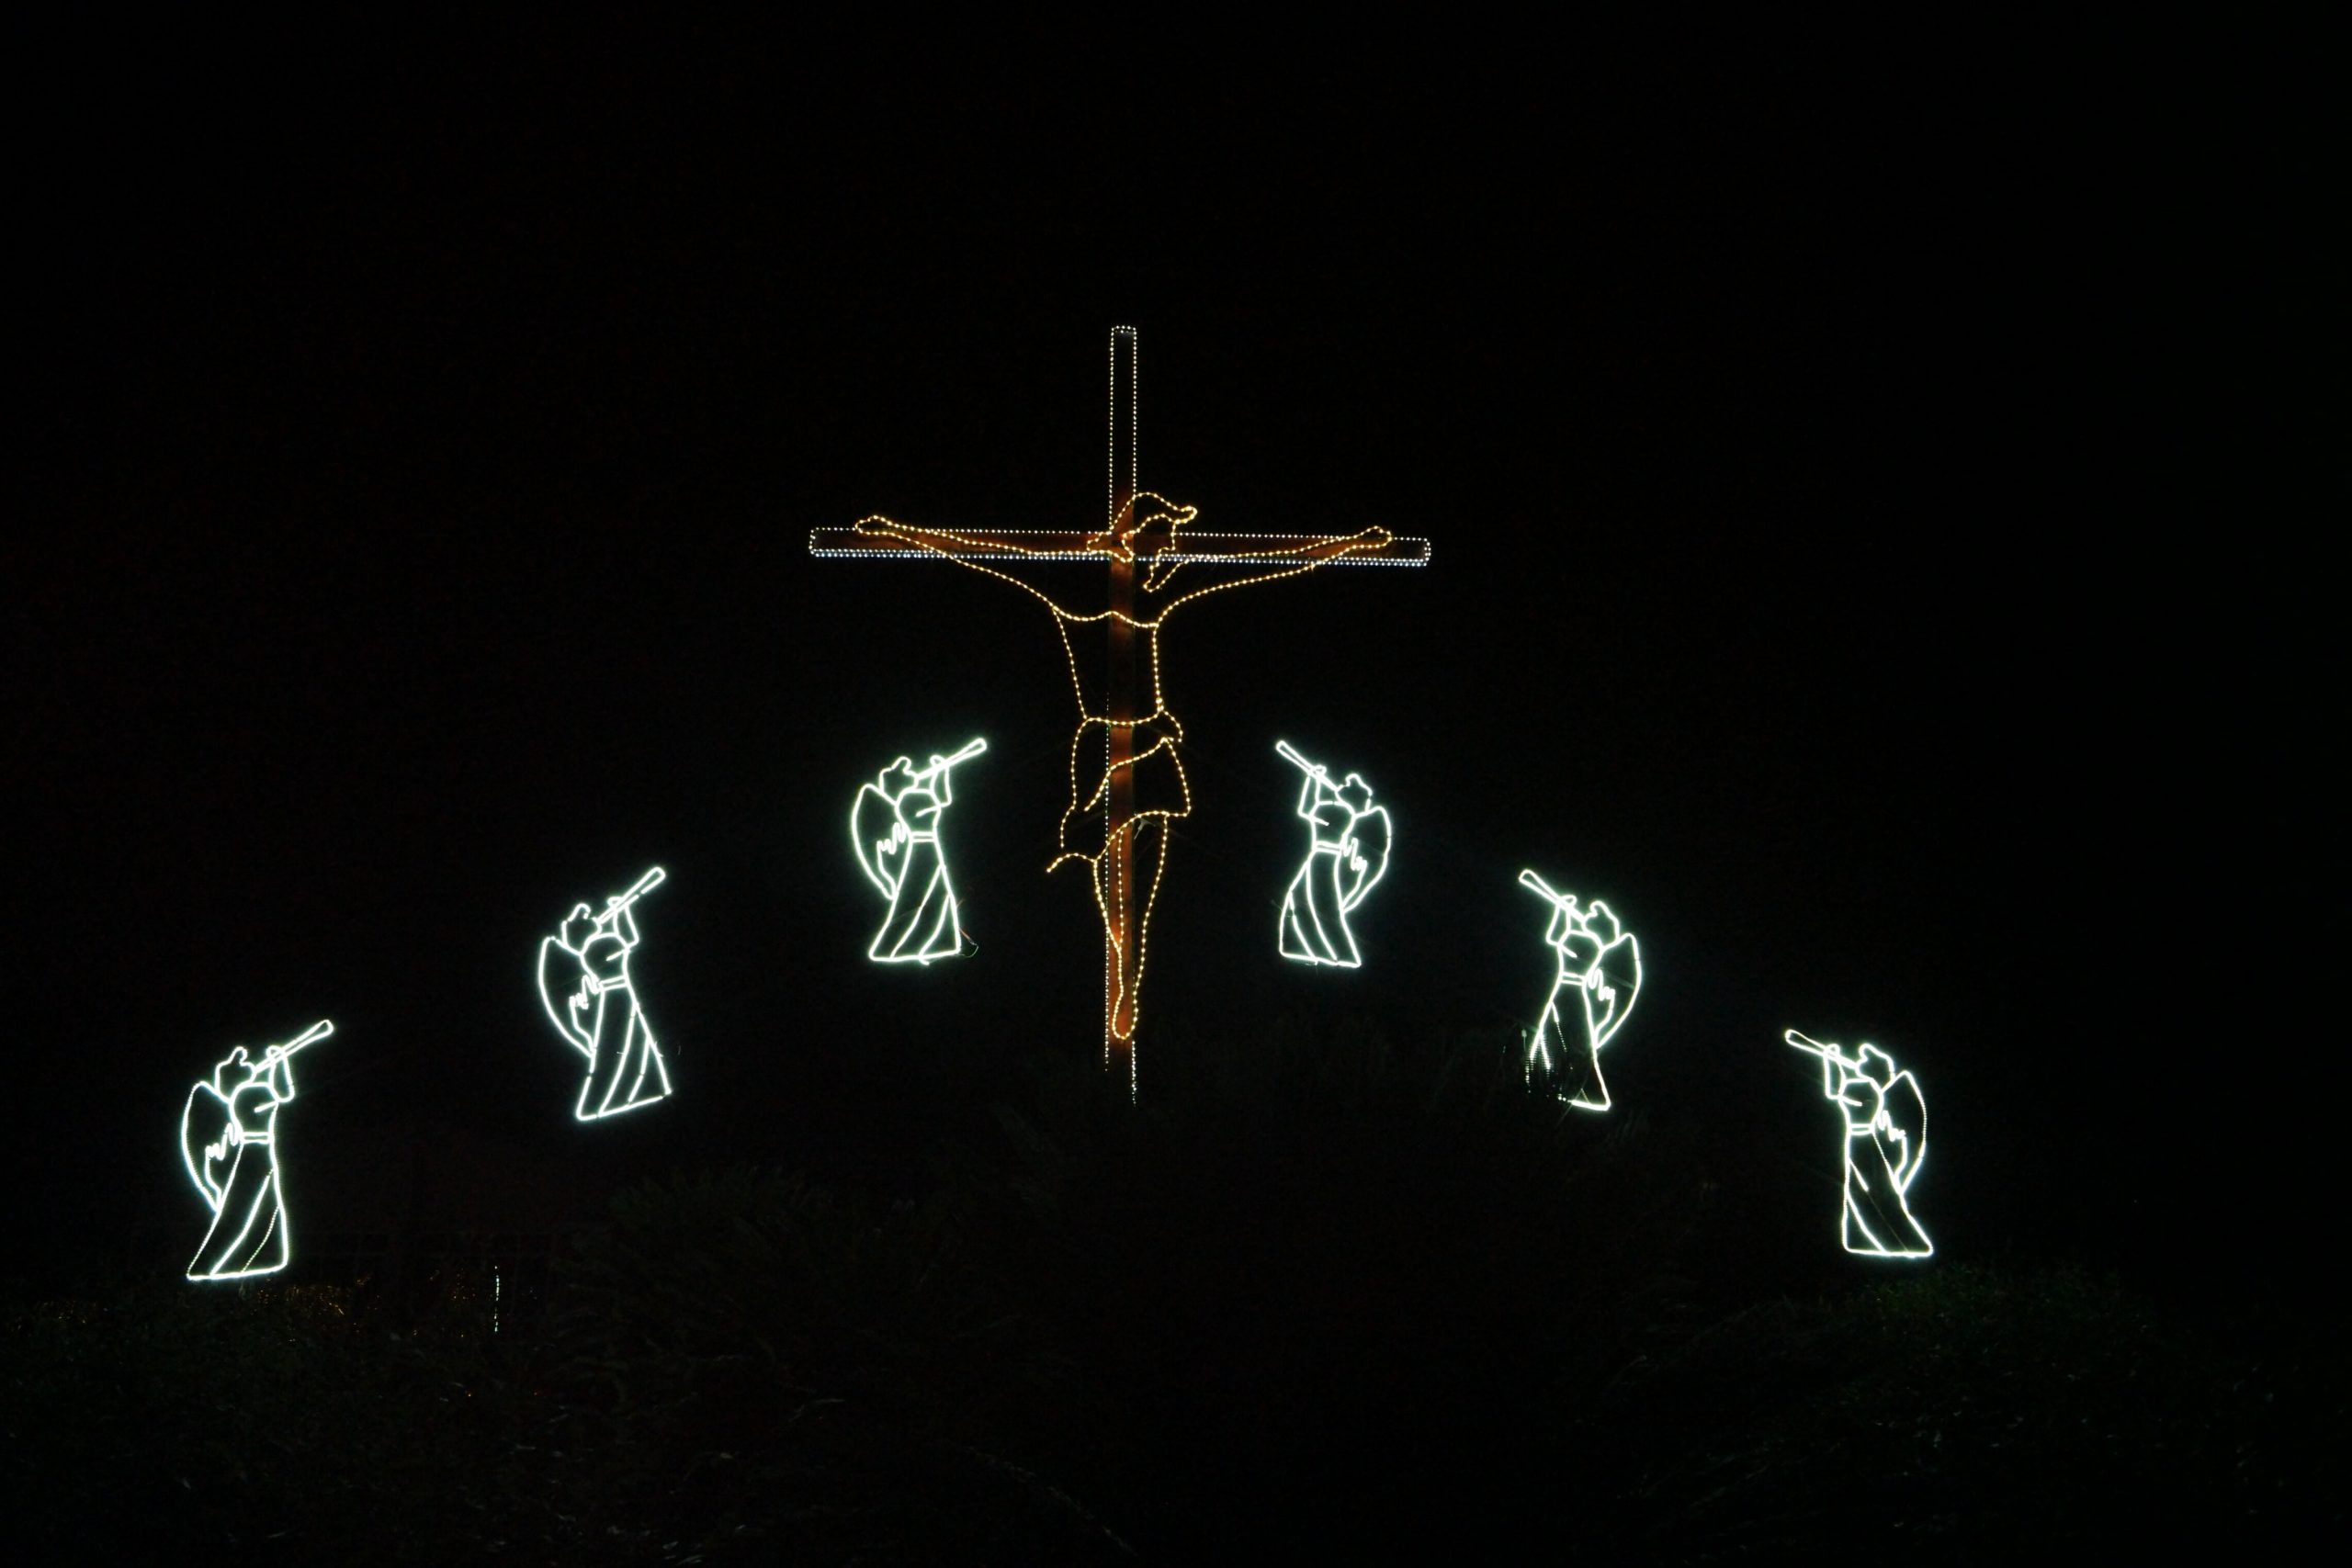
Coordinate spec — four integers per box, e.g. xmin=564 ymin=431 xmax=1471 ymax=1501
xmin=6 ymin=1017 xmax=2335 ymax=1561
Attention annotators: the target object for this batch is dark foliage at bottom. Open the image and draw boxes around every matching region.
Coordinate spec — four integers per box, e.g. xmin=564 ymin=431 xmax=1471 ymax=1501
xmin=6 ymin=1020 xmax=2339 ymax=1562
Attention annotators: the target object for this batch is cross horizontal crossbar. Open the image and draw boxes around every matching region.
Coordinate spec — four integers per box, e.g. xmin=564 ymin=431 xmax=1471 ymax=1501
xmin=808 ymin=527 xmax=1430 ymax=567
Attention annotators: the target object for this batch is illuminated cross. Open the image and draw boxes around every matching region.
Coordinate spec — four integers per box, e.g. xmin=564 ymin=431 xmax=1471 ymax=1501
xmin=812 ymin=327 xmax=1430 ymax=1093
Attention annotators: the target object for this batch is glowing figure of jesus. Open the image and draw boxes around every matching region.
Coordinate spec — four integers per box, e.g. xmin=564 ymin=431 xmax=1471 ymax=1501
xmin=182 ymin=1019 xmax=332 ymax=1281
xmin=849 ymin=495 xmax=1389 ymax=1056
xmin=1785 ymin=1030 xmax=1933 ymax=1258
xmin=1519 ymin=870 xmax=1643 ymax=1111
xmin=537 ymin=866 xmax=673 ymax=1121
xmin=1274 ymin=739 xmax=1391 ymax=968
xmin=852 ymin=737 xmax=986 ymax=963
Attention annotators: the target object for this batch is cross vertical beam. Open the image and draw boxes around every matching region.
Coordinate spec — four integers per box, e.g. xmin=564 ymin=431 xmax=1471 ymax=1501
xmin=1104 ymin=325 xmax=1139 ymax=1089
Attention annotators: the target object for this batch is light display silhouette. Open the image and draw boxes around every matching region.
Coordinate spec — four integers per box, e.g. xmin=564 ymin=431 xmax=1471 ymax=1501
xmin=182 ymin=1019 xmax=332 ymax=1281
xmin=1785 ymin=1029 xmax=1933 ymax=1258
xmin=537 ymin=865 xmax=673 ymax=1121
xmin=811 ymin=327 xmax=1429 ymax=1091
xmin=1520 ymin=870 xmax=1643 ymax=1111
xmin=1274 ymin=739 xmax=1391 ymax=968
xmin=852 ymin=737 xmax=987 ymax=963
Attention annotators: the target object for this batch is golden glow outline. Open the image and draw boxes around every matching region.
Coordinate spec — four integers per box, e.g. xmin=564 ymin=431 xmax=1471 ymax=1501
xmin=814 ymin=327 xmax=1419 ymax=1088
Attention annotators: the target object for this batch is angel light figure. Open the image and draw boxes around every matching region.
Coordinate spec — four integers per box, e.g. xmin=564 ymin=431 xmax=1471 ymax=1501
xmin=1519 ymin=870 xmax=1643 ymax=1111
xmin=1274 ymin=739 xmax=1392 ymax=968
xmin=851 ymin=737 xmax=986 ymax=964
xmin=537 ymin=865 xmax=673 ymax=1121
xmin=182 ymin=1019 xmax=333 ymax=1281
xmin=1785 ymin=1030 xmax=1933 ymax=1258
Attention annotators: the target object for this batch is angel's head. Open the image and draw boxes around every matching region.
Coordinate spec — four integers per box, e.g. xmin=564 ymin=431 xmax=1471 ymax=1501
xmin=210 ymin=1045 xmax=252 ymax=1092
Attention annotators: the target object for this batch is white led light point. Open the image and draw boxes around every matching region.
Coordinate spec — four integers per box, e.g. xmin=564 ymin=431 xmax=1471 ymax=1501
xmin=1274 ymin=739 xmax=1391 ymax=968
xmin=1519 ymin=870 xmax=1643 ymax=1111
xmin=537 ymin=865 xmax=674 ymax=1122
xmin=852 ymin=737 xmax=987 ymax=964
xmin=182 ymin=1019 xmax=332 ymax=1282
xmin=1786 ymin=1030 xmax=1933 ymax=1258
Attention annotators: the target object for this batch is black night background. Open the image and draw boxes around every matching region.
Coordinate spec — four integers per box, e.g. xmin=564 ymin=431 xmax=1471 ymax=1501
xmin=7 ymin=17 xmax=2338 ymax=1561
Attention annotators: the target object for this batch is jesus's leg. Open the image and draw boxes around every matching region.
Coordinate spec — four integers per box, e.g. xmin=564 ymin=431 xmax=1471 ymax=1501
xmin=1099 ymin=810 xmax=1171 ymax=1063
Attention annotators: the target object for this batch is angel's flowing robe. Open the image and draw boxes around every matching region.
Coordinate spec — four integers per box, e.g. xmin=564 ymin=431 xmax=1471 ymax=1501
xmin=542 ymin=926 xmax=673 ymax=1120
xmin=186 ymin=1062 xmax=293 ymax=1280
xmin=1526 ymin=905 xmax=1640 ymax=1111
xmin=1837 ymin=1070 xmax=1932 ymax=1257
xmin=1278 ymin=784 xmax=1387 ymax=967
xmin=871 ymin=819 xmax=960 ymax=960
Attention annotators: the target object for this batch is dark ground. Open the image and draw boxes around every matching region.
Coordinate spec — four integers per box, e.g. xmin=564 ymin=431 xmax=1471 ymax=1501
xmin=6 ymin=1017 xmax=2344 ymax=1562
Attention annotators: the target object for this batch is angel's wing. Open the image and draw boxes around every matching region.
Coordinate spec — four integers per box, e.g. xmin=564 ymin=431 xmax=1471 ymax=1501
xmin=1882 ymin=1070 xmax=1928 ymax=1191
xmin=180 ymin=1082 xmax=232 ymax=1212
xmin=537 ymin=938 xmax=593 ymax=1056
xmin=850 ymin=784 xmax=901 ymax=899
xmin=1340 ymin=806 xmax=1392 ymax=911
xmin=1584 ymin=927 xmax=1643 ymax=1051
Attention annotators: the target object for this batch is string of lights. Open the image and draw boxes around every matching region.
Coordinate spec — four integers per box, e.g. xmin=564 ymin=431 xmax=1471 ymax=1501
xmin=182 ymin=1019 xmax=333 ymax=1281
xmin=808 ymin=528 xmax=1431 ymax=566
xmin=1519 ymin=870 xmax=1643 ymax=1112
xmin=1273 ymin=739 xmax=1391 ymax=969
xmin=845 ymin=494 xmax=1395 ymax=1061
xmin=852 ymin=738 xmax=987 ymax=964
xmin=1785 ymin=1030 xmax=1934 ymax=1258
xmin=536 ymin=866 xmax=674 ymax=1122
xmin=809 ymin=326 xmax=1430 ymax=1090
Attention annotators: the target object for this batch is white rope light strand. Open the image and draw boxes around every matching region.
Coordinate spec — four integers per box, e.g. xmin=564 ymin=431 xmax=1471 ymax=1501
xmin=1785 ymin=1029 xmax=1934 ymax=1258
xmin=1273 ymin=739 xmax=1391 ymax=968
xmin=537 ymin=866 xmax=674 ymax=1121
xmin=851 ymin=738 xmax=987 ymax=964
xmin=1519 ymin=870 xmax=1643 ymax=1111
xmin=182 ymin=1019 xmax=332 ymax=1281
